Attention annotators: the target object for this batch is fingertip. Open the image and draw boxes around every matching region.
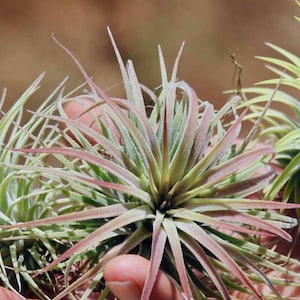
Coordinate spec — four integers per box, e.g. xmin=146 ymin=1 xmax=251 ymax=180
xmin=105 ymin=281 xmax=141 ymax=300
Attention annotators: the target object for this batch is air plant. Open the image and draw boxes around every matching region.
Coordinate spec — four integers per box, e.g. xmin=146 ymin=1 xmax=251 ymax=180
xmin=1 ymin=29 xmax=300 ymax=300
xmin=235 ymin=39 xmax=300 ymax=264
xmin=226 ymin=6 xmax=300 ymax=266
xmin=238 ymin=19 xmax=300 ymax=207
xmin=0 ymin=76 xmax=99 ymax=299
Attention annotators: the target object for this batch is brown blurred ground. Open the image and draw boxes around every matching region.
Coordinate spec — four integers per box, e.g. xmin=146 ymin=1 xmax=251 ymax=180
xmin=0 ymin=0 xmax=299 ymax=114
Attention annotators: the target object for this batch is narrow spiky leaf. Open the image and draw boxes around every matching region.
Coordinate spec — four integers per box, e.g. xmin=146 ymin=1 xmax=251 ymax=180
xmin=141 ymin=212 xmax=167 ymax=300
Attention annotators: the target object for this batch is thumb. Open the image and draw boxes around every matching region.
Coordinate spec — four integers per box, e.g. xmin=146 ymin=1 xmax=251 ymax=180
xmin=0 ymin=287 xmax=29 ymax=300
xmin=103 ymin=254 xmax=182 ymax=300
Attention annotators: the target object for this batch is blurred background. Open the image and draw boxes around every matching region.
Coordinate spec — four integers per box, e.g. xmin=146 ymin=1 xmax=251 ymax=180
xmin=0 ymin=0 xmax=299 ymax=114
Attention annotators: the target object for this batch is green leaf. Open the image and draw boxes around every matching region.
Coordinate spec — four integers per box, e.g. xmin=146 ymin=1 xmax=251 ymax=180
xmin=169 ymin=83 xmax=199 ymax=185
xmin=256 ymin=56 xmax=300 ymax=77
xmin=265 ymin=151 xmax=300 ymax=200
xmin=265 ymin=42 xmax=300 ymax=68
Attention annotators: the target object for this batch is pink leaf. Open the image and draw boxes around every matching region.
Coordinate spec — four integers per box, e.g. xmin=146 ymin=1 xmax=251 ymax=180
xmin=3 ymin=163 xmax=152 ymax=206
xmin=173 ymin=210 xmax=275 ymax=237
xmin=52 ymin=35 xmax=162 ymax=183
xmin=186 ymin=101 xmax=214 ymax=169
xmin=13 ymin=147 xmax=140 ymax=187
xmin=186 ymin=198 xmax=300 ymax=211
xmin=176 ymin=220 xmax=264 ymax=300
xmin=33 ymin=205 xmax=153 ymax=277
xmin=0 ymin=203 xmax=132 ymax=229
xmin=31 ymin=112 xmax=124 ymax=162
xmin=195 ymin=147 xmax=274 ymax=188
xmin=169 ymin=83 xmax=199 ymax=185
xmin=180 ymin=232 xmax=231 ymax=300
xmin=172 ymin=110 xmax=247 ymax=197
xmin=208 ymin=210 xmax=293 ymax=242
xmin=163 ymin=218 xmax=193 ymax=299
xmin=141 ymin=212 xmax=167 ymax=300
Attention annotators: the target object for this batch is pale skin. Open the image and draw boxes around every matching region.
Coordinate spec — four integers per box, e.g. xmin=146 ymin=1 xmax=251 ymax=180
xmin=104 ymin=254 xmax=182 ymax=300
xmin=1 ymin=100 xmax=299 ymax=299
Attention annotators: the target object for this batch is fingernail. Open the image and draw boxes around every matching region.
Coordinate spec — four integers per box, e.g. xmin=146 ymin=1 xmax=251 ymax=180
xmin=106 ymin=280 xmax=141 ymax=300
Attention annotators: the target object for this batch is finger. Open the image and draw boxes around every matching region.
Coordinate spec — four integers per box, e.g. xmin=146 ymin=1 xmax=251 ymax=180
xmin=103 ymin=254 xmax=182 ymax=300
xmin=0 ymin=287 xmax=27 ymax=300
xmin=62 ymin=98 xmax=102 ymax=144
xmin=62 ymin=98 xmax=122 ymax=144
xmin=63 ymin=98 xmax=105 ymax=129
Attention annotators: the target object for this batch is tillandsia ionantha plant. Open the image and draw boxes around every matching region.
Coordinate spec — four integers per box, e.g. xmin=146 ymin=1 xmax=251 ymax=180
xmin=0 ymin=75 xmax=104 ymax=299
xmin=238 ymin=4 xmax=300 ymax=221
xmin=0 ymin=75 xmax=69 ymax=298
xmin=1 ymin=27 xmax=300 ymax=300
xmin=242 ymin=48 xmax=300 ymax=204
xmin=0 ymin=75 xmax=75 ymax=298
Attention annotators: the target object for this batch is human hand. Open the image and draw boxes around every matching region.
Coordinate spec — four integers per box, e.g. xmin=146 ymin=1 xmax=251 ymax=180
xmin=103 ymin=254 xmax=182 ymax=300
xmin=0 ymin=287 xmax=35 ymax=300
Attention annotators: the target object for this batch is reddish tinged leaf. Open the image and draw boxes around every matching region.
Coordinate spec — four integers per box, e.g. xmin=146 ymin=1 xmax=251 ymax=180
xmin=53 ymin=34 xmax=162 ymax=184
xmin=141 ymin=212 xmax=167 ymax=300
xmin=170 ymin=42 xmax=185 ymax=83
xmin=4 ymin=163 xmax=152 ymax=206
xmin=224 ymin=246 xmax=283 ymax=300
xmin=175 ymin=220 xmax=264 ymax=300
xmin=186 ymin=198 xmax=300 ymax=211
xmin=111 ymin=97 xmax=162 ymax=166
xmin=172 ymin=110 xmax=247 ymax=198
xmin=158 ymin=45 xmax=168 ymax=90
xmin=173 ymin=168 xmax=273 ymax=206
xmin=163 ymin=218 xmax=193 ymax=300
xmin=173 ymin=209 xmax=275 ymax=237
xmin=13 ymin=147 xmax=140 ymax=187
xmin=193 ymin=146 xmax=274 ymax=188
xmin=202 ymin=109 xmax=246 ymax=166
xmin=180 ymin=232 xmax=231 ymax=300
xmin=61 ymin=97 xmax=123 ymax=146
xmin=54 ymin=226 xmax=152 ymax=300
xmin=211 ymin=169 xmax=274 ymax=198
xmin=185 ymin=101 xmax=214 ymax=170
xmin=32 ymin=112 xmax=124 ymax=162
xmin=101 ymin=225 xmax=152 ymax=266
xmin=0 ymin=203 xmax=133 ymax=229
xmin=208 ymin=210 xmax=293 ymax=242
xmin=169 ymin=83 xmax=199 ymax=185
xmin=33 ymin=205 xmax=153 ymax=277
xmin=75 ymin=175 xmax=153 ymax=207
xmin=158 ymin=91 xmax=173 ymax=196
